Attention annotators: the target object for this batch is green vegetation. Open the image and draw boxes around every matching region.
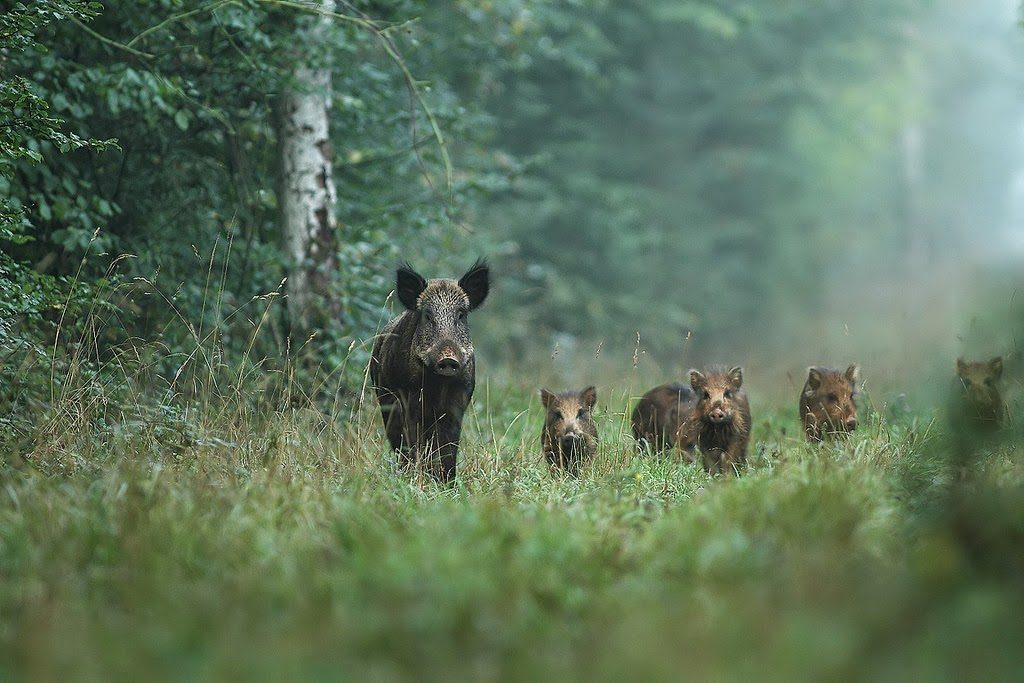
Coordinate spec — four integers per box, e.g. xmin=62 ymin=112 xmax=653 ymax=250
xmin=2 ymin=0 xmax=1023 ymax=677
xmin=3 ymin=0 xmax=1020 ymax=381
xmin=2 ymin=379 xmax=1023 ymax=678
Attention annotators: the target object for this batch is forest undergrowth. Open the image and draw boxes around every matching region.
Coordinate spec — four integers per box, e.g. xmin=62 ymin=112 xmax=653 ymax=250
xmin=0 ymin=330 xmax=1021 ymax=679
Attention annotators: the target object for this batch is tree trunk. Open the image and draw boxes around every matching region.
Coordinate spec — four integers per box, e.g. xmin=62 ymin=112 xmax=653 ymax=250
xmin=279 ymin=0 xmax=339 ymax=340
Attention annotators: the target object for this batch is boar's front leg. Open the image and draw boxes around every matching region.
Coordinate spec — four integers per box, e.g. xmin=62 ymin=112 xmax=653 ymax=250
xmin=428 ymin=413 xmax=464 ymax=484
xmin=391 ymin=392 xmax=428 ymax=469
xmin=720 ymin=437 xmax=749 ymax=475
xmin=377 ymin=388 xmax=413 ymax=464
xmin=674 ymin=416 xmax=699 ymax=464
xmin=700 ymin=442 xmax=746 ymax=475
xmin=701 ymin=447 xmax=725 ymax=474
xmin=803 ymin=413 xmax=824 ymax=443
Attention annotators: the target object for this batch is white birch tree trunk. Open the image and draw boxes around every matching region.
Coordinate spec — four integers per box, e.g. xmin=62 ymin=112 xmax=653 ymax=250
xmin=279 ymin=0 xmax=339 ymax=338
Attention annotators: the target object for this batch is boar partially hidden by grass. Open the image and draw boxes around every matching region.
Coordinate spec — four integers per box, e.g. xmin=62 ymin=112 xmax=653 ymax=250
xmin=631 ymin=382 xmax=698 ymax=457
xmin=799 ymin=365 xmax=860 ymax=442
xmin=541 ymin=387 xmax=598 ymax=474
xmin=951 ymin=356 xmax=1006 ymax=433
xmin=370 ymin=260 xmax=489 ymax=483
xmin=685 ymin=366 xmax=751 ymax=475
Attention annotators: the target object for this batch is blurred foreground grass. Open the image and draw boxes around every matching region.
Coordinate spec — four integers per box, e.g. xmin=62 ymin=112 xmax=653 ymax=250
xmin=0 ymin=386 xmax=1021 ymax=680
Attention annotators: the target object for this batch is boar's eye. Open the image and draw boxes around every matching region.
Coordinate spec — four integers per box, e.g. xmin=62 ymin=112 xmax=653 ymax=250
xmin=702 ymin=391 xmax=711 ymax=401
xmin=553 ymin=410 xmax=563 ymax=421
xmin=827 ymin=393 xmax=838 ymax=403
xmin=458 ymin=309 xmax=468 ymax=323
xmin=723 ymin=390 xmax=733 ymax=400
xmin=577 ymin=408 xmax=587 ymax=419
xmin=984 ymin=378 xmax=995 ymax=387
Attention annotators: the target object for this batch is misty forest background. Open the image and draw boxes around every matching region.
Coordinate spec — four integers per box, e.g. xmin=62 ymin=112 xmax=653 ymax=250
xmin=4 ymin=0 xmax=1023 ymax=420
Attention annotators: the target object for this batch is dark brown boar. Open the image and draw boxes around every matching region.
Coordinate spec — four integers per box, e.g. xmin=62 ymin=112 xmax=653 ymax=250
xmin=541 ymin=386 xmax=598 ymax=474
xmin=799 ymin=365 xmax=860 ymax=442
xmin=632 ymin=382 xmax=698 ymax=456
xmin=688 ymin=366 xmax=751 ymax=475
xmin=952 ymin=356 xmax=1006 ymax=431
xmin=369 ymin=259 xmax=489 ymax=483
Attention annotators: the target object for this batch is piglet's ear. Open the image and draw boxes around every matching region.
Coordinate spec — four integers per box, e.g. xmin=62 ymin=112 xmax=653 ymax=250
xmin=396 ymin=263 xmax=427 ymax=311
xmin=540 ymin=389 xmax=555 ymax=409
xmin=845 ymin=364 xmax=860 ymax=384
xmin=459 ymin=258 xmax=489 ymax=310
xmin=728 ymin=366 xmax=744 ymax=389
xmin=689 ymin=370 xmax=706 ymax=391
xmin=807 ymin=367 xmax=823 ymax=390
xmin=989 ymin=356 xmax=1003 ymax=379
xmin=579 ymin=386 xmax=597 ymax=409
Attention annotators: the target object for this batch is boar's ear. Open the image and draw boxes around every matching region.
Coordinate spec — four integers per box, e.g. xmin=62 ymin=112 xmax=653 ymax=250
xmin=807 ymin=367 xmax=823 ymax=390
xmin=989 ymin=356 xmax=1003 ymax=379
xmin=956 ymin=357 xmax=967 ymax=375
xmin=579 ymin=386 xmax=597 ymax=409
xmin=689 ymin=369 xmax=706 ymax=391
xmin=728 ymin=366 xmax=744 ymax=389
xmin=396 ymin=263 xmax=427 ymax=311
xmin=459 ymin=258 xmax=490 ymax=310
xmin=540 ymin=388 xmax=555 ymax=409
xmin=845 ymin=364 xmax=860 ymax=384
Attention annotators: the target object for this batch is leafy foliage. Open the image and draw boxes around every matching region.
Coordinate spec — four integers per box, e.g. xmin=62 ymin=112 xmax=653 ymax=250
xmin=0 ymin=1 xmax=122 ymax=427
xmin=6 ymin=0 xmax=1018 ymax=389
xmin=0 ymin=1 xmax=112 ymax=238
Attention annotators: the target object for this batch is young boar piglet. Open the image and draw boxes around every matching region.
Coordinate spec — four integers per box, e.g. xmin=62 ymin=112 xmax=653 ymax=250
xmin=952 ymin=356 xmax=1006 ymax=431
xmin=687 ymin=366 xmax=752 ymax=475
xmin=799 ymin=365 xmax=860 ymax=442
xmin=632 ymin=382 xmax=698 ymax=458
xmin=541 ymin=387 xmax=598 ymax=474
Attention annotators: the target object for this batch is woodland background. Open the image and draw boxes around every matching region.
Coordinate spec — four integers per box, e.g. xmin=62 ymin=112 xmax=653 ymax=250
xmin=4 ymin=0 xmax=1023 ymax=418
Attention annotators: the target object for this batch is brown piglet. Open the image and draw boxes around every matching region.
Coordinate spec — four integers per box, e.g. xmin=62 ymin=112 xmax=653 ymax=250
xmin=541 ymin=387 xmax=598 ymax=474
xmin=799 ymin=365 xmax=860 ymax=442
xmin=952 ymin=356 xmax=1006 ymax=432
xmin=632 ymin=382 xmax=698 ymax=457
xmin=687 ymin=366 xmax=752 ymax=475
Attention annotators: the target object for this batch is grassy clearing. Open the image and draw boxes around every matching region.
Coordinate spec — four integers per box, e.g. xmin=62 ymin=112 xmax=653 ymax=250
xmin=0 ymin=381 xmax=1022 ymax=680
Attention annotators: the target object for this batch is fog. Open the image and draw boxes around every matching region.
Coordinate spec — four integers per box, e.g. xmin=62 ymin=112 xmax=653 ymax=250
xmin=474 ymin=0 xmax=1024 ymax=407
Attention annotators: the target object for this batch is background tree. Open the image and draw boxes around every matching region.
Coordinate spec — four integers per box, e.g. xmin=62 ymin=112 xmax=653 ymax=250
xmin=278 ymin=0 xmax=341 ymax=340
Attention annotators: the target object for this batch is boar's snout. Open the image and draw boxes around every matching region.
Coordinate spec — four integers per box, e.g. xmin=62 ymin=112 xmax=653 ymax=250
xmin=426 ymin=342 xmax=466 ymax=377
xmin=845 ymin=416 xmax=857 ymax=431
xmin=560 ymin=427 xmax=583 ymax=442
xmin=708 ymin=407 xmax=728 ymax=423
xmin=436 ymin=358 xmax=460 ymax=375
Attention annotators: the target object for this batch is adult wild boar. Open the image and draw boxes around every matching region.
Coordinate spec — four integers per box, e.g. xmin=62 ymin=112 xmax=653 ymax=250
xmin=799 ymin=365 xmax=860 ymax=442
xmin=370 ymin=260 xmax=489 ymax=482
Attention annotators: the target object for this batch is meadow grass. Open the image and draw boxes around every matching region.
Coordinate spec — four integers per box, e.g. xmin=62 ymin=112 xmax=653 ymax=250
xmin=1 ymin=375 xmax=1022 ymax=681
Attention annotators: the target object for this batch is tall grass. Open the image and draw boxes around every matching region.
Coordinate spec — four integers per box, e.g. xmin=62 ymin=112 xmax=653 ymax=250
xmin=0 ymin=257 xmax=1022 ymax=679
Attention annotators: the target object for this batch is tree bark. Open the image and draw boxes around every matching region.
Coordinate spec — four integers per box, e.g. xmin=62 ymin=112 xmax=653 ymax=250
xmin=278 ymin=0 xmax=339 ymax=340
